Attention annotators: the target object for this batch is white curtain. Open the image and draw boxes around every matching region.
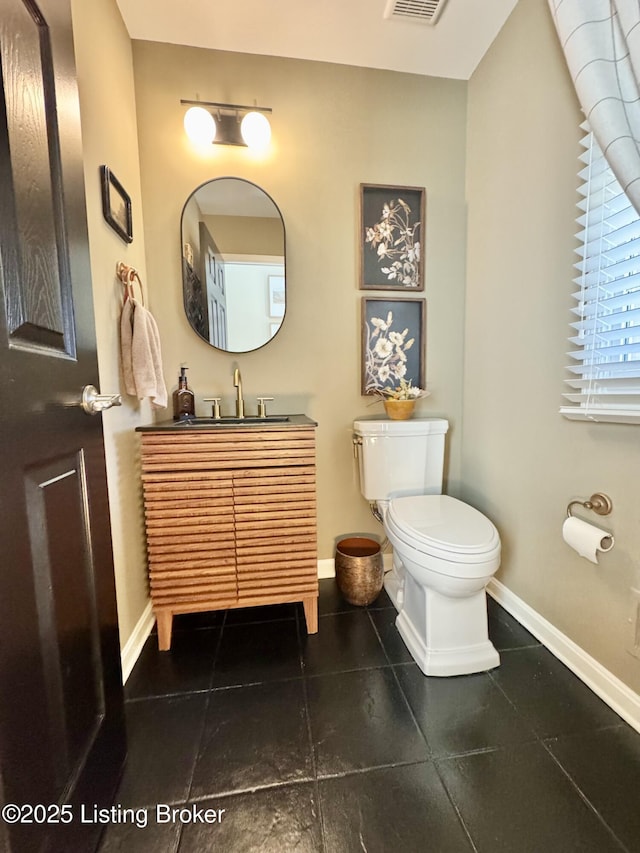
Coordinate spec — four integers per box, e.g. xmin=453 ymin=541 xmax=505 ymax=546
xmin=548 ymin=0 xmax=640 ymax=213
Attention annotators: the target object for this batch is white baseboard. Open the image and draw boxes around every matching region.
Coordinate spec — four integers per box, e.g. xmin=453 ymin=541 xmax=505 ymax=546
xmin=488 ymin=578 xmax=640 ymax=734
xmin=120 ymin=600 xmax=155 ymax=684
xmin=318 ymin=559 xmax=335 ymax=579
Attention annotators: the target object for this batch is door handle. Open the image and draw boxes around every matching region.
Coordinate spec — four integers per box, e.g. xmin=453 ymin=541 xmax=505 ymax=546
xmin=81 ymin=385 xmax=122 ymax=415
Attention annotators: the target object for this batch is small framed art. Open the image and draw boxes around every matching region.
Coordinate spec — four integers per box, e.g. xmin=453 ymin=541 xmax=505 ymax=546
xmin=269 ymin=275 xmax=285 ymax=317
xmin=100 ymin=165 xmax=133 ymax=244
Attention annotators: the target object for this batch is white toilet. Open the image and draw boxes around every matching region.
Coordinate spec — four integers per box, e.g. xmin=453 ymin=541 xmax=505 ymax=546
xmin=353 ymin=417 xmax=501 ymax=677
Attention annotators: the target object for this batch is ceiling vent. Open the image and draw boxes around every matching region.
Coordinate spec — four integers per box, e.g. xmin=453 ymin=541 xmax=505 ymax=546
xmin=383 ymin=0 xmax=449 ymax=25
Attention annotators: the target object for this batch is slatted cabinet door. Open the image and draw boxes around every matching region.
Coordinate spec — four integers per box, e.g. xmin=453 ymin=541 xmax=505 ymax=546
xmin=141 ymin=437 xmax=237 ymax=650
xmin=234 ymin=466 xmax=318 ymax=604
xmin=139 ymin=425 xmax=319 ymax=649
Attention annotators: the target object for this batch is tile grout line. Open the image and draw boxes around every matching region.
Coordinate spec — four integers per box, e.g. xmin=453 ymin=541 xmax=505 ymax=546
xmin=296 ymin=609 xmax=327 ymax=853
xmin=171 ymin=819 xmax=184 ymax=853
xmin=538 ymin=737 xmax=631 ymax=853
xmin=487 ymin=658 xmax=539 ymax=728
xmin=486 ymin=650 xmax=630 ymax=852
xmin=181 ymin=776 xmax=317 ymax=805
xmin=125 ymin=674 xmax=308 ymax=703
xmin=179 ymin=613 xmax=228 ymax=813
xmin=219 ymin=615 xmax=297 ymax=628
xmin=365 ymin=609 xmax=432 ymax=755
xmin=182 ymin=757 xmax=456 ymax=806
xmin=366 ymin=607 xmax=478 ymax=853
xmin=484 ymin=651 xmax=623 ymax=746
xmin=314 ymin=757 xmax=453 ymax=783
xmin=430 ymin=758 xmax=480 ymax=853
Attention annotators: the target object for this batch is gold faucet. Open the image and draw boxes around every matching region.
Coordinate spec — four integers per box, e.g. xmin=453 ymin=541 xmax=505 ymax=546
xmin=233 ymin=368 xmax=244 ymax=417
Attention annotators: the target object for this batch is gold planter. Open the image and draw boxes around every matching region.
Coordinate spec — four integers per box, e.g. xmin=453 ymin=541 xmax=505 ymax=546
xmin=335 ymin=537 xmax=383 ymax=606
xmin=383 ymin=399 xmax=416 ymax=420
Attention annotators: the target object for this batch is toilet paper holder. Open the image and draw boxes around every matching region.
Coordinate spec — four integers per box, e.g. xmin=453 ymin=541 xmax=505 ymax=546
xmin=566 ymin=492 xmax=613 ymax=519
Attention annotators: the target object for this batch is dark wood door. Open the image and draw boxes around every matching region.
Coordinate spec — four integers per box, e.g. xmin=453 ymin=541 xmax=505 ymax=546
xmin=0 ymin=1 xmax=126 ymax=851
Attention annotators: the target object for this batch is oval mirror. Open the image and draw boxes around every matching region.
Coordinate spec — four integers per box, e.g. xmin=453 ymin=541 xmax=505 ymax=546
xmin=180 ymin=177 xmax=286 ymax=352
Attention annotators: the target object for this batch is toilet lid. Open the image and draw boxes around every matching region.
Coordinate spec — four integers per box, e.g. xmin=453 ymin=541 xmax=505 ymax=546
xmin=387 ymin=495 xmax=500 ymax=557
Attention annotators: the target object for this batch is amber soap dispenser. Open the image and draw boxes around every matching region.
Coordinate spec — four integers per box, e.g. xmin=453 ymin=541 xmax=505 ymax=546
xmin=173 ymin=366 xmax=195 ymax=420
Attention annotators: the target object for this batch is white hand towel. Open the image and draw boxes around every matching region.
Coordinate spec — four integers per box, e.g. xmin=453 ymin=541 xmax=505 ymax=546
xmin=120 ymin=297 xmax=168 ymax=409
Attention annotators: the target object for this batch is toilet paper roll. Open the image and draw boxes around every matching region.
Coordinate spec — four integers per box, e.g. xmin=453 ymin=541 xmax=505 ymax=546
xmin=562 ymin=516 xmax=614 ymax=564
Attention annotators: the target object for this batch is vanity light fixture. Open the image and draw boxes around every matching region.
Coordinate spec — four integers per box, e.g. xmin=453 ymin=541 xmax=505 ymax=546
xmin=181 ymin=100 xmax=272 ymax=150
xmin=183 ymin=106 xmax=217 ymax=145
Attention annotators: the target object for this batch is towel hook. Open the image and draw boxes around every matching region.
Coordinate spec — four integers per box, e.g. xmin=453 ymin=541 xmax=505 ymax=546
xmin=116 ymin=261 xmax=145 ymax=305
xmin=566 ymin=492 xmax=612 ymax=519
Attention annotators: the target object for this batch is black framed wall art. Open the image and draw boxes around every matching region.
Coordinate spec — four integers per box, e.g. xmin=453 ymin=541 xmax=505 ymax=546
xmin=359 ymin=184 xmax=425 ymax=291
xmin=361 ymin=297 xmax=426 ymax=395
xmin=100 ymin=165 xmax=133 ymax=244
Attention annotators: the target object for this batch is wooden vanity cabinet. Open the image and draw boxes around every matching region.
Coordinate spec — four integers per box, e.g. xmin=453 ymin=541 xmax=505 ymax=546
xmin=139 ymin=423 xmax=318 ymax=650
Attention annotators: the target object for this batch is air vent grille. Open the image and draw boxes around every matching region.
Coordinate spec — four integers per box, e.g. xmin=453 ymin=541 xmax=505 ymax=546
xmin=384 ymin=0 xmax=449 ymax=25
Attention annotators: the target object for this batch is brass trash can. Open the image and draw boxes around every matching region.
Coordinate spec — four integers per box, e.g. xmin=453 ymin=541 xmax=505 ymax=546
xmin=335 ymin=537 xmax=383 ymax=606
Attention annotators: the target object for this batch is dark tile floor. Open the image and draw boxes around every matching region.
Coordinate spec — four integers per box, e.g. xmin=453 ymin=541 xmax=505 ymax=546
xmin=99 ymin=580 xmax=640 ymax=852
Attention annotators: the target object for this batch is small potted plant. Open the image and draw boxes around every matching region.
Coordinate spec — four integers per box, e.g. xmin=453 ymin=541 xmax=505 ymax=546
xmin=375 ymin=378 xmax=428 ymax=420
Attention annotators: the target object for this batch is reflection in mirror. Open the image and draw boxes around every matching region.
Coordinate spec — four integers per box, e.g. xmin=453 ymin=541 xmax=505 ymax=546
xmin=181 ymin=178 xmax=286 ymax=353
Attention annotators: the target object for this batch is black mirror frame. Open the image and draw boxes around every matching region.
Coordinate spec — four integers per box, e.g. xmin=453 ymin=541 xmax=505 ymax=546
xmin=180 ymin=177 xmax=286 ymax=353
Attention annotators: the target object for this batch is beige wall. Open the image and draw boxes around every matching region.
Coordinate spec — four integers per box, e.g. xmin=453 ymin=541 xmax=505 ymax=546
xmin=204 ymin=215 xmax=284 ymax=256
xmin=71 ymin=0 xmax=151 ymax=649
xmin=465 ymin=0 xmax=640 ymax=692
xmin=132 ymin=42 xmax=468 ymax=559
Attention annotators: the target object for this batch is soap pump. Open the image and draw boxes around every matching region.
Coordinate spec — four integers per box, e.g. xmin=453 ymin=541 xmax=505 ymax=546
xmin=173 ymin=366 xmax=195 ymax=420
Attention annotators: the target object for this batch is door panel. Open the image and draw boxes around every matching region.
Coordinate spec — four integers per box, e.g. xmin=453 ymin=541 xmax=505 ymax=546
xmin=1 ymin=0 xmax=74 ymax=354
xmin=0 ymin=1 xmax=126 ymax=851
xmin=25 ymin=454 xmax=105 ymax=796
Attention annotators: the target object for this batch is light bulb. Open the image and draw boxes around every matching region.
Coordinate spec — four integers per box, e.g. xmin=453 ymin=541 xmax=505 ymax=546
xmin=183 ymin=106 xmax=216 ymax=145
xmin=240 ymin=111 xmax=271 ymax=150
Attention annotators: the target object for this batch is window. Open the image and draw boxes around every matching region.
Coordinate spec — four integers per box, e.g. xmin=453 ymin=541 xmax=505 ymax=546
xmin=561 ymin=121 xmax=640 ymax=424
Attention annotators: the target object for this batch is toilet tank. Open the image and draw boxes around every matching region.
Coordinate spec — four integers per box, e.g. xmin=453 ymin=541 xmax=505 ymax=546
xmin=353 ymin=418 xmax=449 ymax=501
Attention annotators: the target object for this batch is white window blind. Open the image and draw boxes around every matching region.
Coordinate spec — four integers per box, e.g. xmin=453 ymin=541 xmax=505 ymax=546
xmin=561 ymin=120 xmax=640 ymax=424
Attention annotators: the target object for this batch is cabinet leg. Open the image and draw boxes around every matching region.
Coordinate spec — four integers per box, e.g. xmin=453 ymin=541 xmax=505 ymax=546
xmin=302 ymin=596 xmax=318 ymax=634
xmin=156 ymin=610 xmax=173 ymax=651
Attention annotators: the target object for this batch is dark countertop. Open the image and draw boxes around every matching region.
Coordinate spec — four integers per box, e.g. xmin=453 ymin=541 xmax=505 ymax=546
xmin=136 ymin=414 xmax=317 ymax=432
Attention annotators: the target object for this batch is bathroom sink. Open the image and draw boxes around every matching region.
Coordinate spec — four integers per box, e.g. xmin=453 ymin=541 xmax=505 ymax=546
xmin=175 ymin=415 xmax=291 ymax=426
xmin=136 ymin=414 xmax=317 ymax=433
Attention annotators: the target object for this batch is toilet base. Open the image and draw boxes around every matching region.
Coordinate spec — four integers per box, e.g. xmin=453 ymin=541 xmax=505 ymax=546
xmin=397 ymin=609 xmax=500 ymax=676
xmin=383 ymin=561 xmax=404 ymax=611
xmin=395 ymin=573 xmax=500 ymax=676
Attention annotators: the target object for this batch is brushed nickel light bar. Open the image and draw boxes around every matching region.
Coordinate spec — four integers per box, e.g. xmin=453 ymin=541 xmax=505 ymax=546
xmin=180 ymin=99 xmax=272 ymax=149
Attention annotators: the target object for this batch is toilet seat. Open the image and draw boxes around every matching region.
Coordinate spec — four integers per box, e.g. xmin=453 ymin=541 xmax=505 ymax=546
xmin=386 ymin=495 xmax=500 ymax=566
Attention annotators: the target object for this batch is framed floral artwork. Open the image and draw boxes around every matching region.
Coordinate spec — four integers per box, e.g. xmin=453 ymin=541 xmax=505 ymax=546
xmin=362 ymin=298 xmax=426 ymax=395
xmin=359 ymin=184 xmax=425 ymax=291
